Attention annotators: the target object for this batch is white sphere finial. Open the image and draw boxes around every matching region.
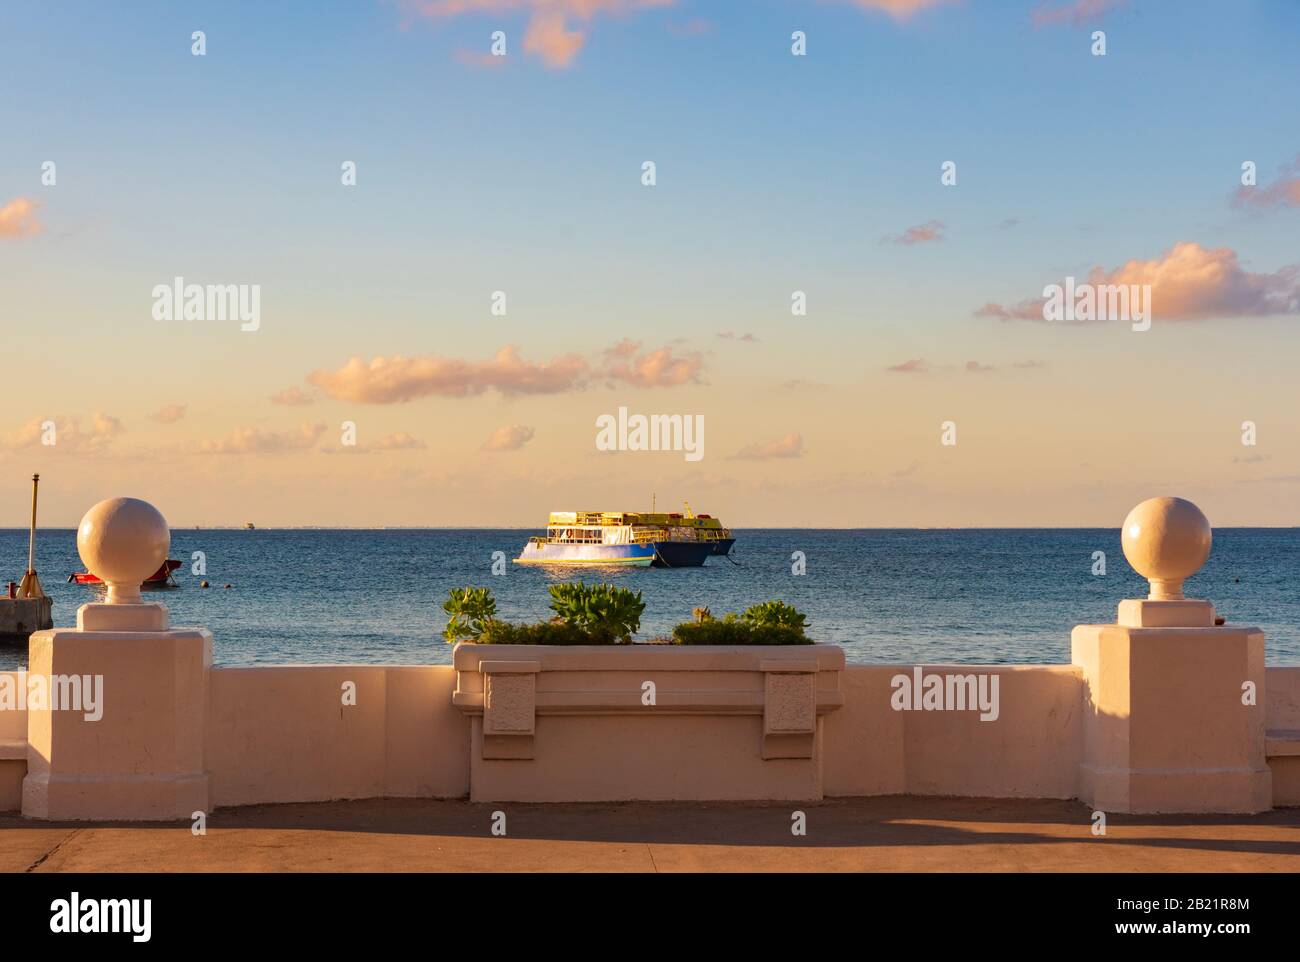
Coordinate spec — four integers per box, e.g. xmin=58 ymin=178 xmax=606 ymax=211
xmin=77 ymin=498 xmax=170 ymax=605
xmin=1121 ymin=496 xmax=1212 ymax=601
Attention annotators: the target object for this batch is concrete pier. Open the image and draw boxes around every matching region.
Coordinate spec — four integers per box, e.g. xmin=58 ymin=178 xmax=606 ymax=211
xmin=0 ymin=597 xmax=52 ymax=639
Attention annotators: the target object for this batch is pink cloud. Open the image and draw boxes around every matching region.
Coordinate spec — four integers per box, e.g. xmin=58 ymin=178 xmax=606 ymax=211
xmin=308 ymin=346 xmax=589 ymax=403
xmin=150 ymin=403 xmax=187 ymax=424
xmin=524 ymin=10 xmax=586 ymax=66
xmin=730 ymin=432 xmax=804 ymax=461
xmin=1031 ymin=0 xmax=1126 ymax=27
xmin=976 ymin=242 xmax=1300 ymax=323
xmin=482 ymin=424 xmax=535 ymax=451
xmin=270 ymin=386 xmax=315 ymax=406
xmin=306 ymin=341 xmax=702 ymax=404
xmin=398 ymin=0 xmax=674 ymax=68
xmin=965 ymin=361 xmax=995 ymax=373
xmin=455 ymin=48 xmax=507 ymax=67
xmin=0 ymin=197 xmax=41 ymax=238
xmin=200 ymin=423 xmax=326 ymax=455
xmin=886 ymin=358 xmax=928 ymax=373
xmin=372 ymin=432 xmax=427 ymax=451
xmin=1233 ymin=156 xmax=1300 ymax=212
xmin=667 ymin=17 xmax=713 ymax=36
xmin=840 ymin=0 xmax=957 ymax=19
xmin=601 ymin=340 xmax=704 ymax=387
xmin=323 ymin=431 xmax=429 ymax=455
xmin=883 ymin=220 xmax=945 ymax=245
xmin=3 ymin=413 xmax=122 ymax=452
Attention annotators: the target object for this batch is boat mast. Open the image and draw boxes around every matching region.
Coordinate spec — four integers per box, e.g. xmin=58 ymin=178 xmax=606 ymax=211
xmin=19 ymin=473 xmax=45 ymax=599
xmin=28 ymin=474 xmax=38 ymax=574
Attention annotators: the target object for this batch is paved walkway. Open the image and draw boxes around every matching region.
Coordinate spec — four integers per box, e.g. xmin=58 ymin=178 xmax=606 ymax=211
xmin=2 ymin=796 xmax=1298 ymax=872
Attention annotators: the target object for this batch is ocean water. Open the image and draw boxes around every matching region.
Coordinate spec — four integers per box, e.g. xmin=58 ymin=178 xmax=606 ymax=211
xmin=2 ymin=527 xmax=1299 ymax=670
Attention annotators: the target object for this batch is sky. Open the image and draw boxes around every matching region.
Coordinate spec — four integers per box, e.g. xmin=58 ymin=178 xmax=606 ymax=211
xmin=2 ymin=0 xmax=1299 ymax=528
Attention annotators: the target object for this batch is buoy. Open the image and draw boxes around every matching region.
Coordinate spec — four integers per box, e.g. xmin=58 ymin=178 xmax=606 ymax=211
xmin=199 ymin=580 xmax=209 ymax=588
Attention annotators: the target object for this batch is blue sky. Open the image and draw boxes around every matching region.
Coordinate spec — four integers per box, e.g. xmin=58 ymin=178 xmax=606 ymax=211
xmin=2 ymin=1 xmax=1299 ymax=526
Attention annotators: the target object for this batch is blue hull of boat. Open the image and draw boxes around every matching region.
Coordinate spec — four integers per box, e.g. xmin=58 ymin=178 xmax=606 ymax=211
xmin=649 ymin=541 xmax=714 ymax=568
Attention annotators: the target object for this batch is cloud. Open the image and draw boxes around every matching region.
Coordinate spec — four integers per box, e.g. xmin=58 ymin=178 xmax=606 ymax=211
xmin=886 ymin=358 xmax=928 ymax=374
xmin=325 ymin=431 xmax=429 ymax=455
xmin=305 ymin=341 xmax=702 ymax=404
xmin=3 ymin=413 xmax=123 ymax=452
xmin=600 ymin=340 xmax=704 ymax=387
xmin=482 ymin=424 xmax=536 ymax=452
xmin=730 ymin=432 xmax=804 ymax=461
xmin=307 ymin=346 xmax=589 ymax=403
xmin=372 ymin=432 xmax=427 ymax=451
xmin=150 ymin=404 xmax=187 ymax=424
xmin=1031 ymin=0 xmax=1126 ymax=27
xmin=398 ymin=0 xmax=674 ymax=69
xmin=883 ymin=220 xmax=945 ymax=245
xmin=1233 ymin=156 xmax=1300 ymax=212
xmin=200 ymin=423 xmax=326 ymax=455
xmin=523 ymin=9 xmax=586 ymax=66
xmin=270 ymin=386 xmax=315 ymax=406
xmin=716 ymin=331 xmax=759 ymax=343
xmin=996 ymin=217 xmax=1020 ymax=230
xmin=0 ymin=197 xmax=41 ymax=238
xmin=455 ymin=48 xmax=506 ymax=67
xmin=667 ymin=17 xmax=713 ymax=36
xmin=1012 ymin=360 xmax=1047 ymax=369
xmin=976 ymin=242 xmax=1300 ymax=322
xmin=839 ymin=0 xmax=957 ymax=19
xmin=965 ymin=360 xmax=995 ymax=373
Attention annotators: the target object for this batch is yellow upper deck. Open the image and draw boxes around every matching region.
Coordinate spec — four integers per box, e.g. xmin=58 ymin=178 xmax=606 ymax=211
xmin=547 ymin=510 xmax=723 ymax=529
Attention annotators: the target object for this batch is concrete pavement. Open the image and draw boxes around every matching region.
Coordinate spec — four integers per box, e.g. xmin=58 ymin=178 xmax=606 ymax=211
xmin=2 ymin=796 xmax=1298 ymax=872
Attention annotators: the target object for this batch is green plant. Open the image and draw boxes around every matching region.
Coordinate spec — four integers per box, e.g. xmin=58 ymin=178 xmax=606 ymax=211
xmin=670 ymin=620 xmax=811 ymax=646
xmin=742 ymin=599 xmax=809 ymax=634
xmin=479 ymin=621 xmax=625 ymax=646
xmin=442 ymin=586 xmax=498 ymax=644
xmin=547 ymin=581 xmax=645 ymax=642
xmin=670 ymin=599 xmax=812 ymax=645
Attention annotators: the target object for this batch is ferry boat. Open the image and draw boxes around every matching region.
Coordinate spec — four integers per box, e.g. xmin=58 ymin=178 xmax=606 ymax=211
xmin=514 ymin=506 xmax=733 ymax=568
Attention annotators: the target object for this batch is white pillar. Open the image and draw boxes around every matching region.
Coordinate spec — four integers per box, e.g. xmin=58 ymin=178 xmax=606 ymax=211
xmin=22 ymin=498 xmax=211 ymax=821
xmin=1072 ymin=497 xmax=1271 ymax=814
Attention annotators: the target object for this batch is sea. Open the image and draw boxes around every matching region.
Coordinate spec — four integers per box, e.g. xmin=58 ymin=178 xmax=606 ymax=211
xmin=2 ymin=527 xmax=1299 ymax=670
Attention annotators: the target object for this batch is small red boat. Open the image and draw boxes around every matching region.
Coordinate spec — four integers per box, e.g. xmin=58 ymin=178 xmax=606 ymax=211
xmin=68 ymin=559 xmax=182 ymax=587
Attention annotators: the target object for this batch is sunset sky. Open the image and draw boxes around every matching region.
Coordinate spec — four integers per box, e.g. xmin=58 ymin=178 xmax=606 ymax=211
xmin=3 ymin=0 xmax=1299 ymax=527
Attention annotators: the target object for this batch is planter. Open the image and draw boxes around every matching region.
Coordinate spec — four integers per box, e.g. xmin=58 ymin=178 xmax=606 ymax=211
xmin=452 ymin=642 xmax=845 ymax=802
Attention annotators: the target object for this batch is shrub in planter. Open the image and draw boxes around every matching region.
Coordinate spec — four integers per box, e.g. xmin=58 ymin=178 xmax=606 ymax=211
xmin=441 ymin=583 xmax=641 ymax=646
xmin=742 ymin=599 xmax=809 ymax=634
xmin=442 ymin=586 xmax=499 ymax=643
xmin=479 ymin=621 xmax=625 ymax=646
xmin=671 ymin=603 xmax=813 ymax=646
xmin=547 ymin=581 xmax=645 ymax=643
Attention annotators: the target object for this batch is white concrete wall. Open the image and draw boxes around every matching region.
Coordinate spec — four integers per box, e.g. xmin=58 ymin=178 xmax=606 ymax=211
xmin=4 ymin=663 xmax=1299 ymax=812
xmin=206 ymin=665 xmax=469 ymax=807
xmin=823 ymin=665 xmax=1083 ymax=799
